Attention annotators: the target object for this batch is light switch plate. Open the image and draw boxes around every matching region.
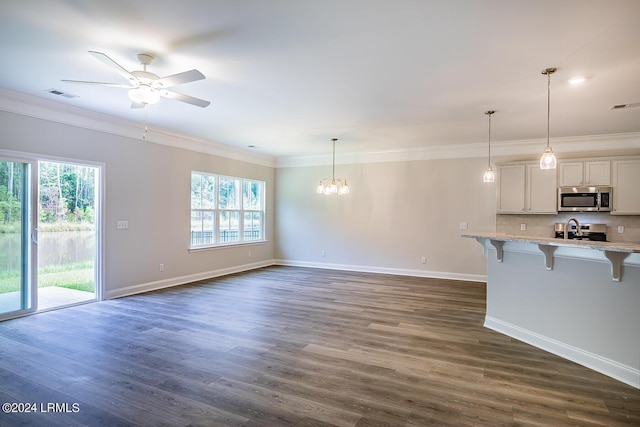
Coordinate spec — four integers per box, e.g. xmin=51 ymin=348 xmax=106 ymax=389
xmin=117 ymin=220 xmax=129 ymax=230
xmin=459 ymin=222 xmax=468 ymax=230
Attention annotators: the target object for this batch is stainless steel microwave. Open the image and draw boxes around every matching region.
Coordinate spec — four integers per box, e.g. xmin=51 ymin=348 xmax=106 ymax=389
xmin=558 ymin=186 xmax=612 ymax=212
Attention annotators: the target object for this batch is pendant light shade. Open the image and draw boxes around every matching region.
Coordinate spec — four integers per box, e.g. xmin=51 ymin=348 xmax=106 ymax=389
xmin=540 ymin=67 xmax=557 ymax=170
xmin=540 ymin=146 xmax=557 ymax=169
xmin=316 ymin=138 xmax=349 ymax=196
xmin=483 ymin=169 xmax=495 ymax=183
xmin=483 ymin=110 xmax=496 ymax=183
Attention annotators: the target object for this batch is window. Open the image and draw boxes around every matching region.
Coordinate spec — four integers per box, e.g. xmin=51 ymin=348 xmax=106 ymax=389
xmin=190 ymin=172 xmax=265 ymax=247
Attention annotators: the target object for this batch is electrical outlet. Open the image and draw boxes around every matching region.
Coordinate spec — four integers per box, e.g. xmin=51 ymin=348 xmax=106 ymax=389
xmin=159 ymin=263 xmax=165 ymax=272
xmin=421 ymin=257 xmax=427 ymax=264
xmin=520 ymin=223 xmax=526 ymax=231
xmin=117 ymin=220 xmax=128 ymax=230
xmin=617 ymin=225 xmax=625 ymax=234
xmin=248 ymin=250 xmax=252 ymax=257
xmin=320 ymin=250 xmax=326 ymax=257
xmin=459 ymin=222 xmax=468 ymax=230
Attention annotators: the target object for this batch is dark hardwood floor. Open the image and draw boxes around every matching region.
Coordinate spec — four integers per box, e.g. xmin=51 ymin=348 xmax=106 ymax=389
xmin=0 ymin=266 xmax=638 ymax=426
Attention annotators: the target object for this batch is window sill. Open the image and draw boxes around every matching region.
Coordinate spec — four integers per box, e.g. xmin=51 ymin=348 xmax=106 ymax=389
xmin=188 ymin=240 xmax=268 ymax=252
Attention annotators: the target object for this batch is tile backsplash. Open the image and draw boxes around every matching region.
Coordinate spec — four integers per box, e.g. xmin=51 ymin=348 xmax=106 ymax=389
xmin=497 ymin=213 xmax=640 ymax=243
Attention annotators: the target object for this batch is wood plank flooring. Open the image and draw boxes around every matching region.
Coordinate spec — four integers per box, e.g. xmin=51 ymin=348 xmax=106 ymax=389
xmin=0 ymin=266 xmax=638 ymax=426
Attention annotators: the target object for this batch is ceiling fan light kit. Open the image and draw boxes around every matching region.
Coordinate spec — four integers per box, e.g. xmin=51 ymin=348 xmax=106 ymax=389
xmin=128 ymin=85 xmax=160 ymax=105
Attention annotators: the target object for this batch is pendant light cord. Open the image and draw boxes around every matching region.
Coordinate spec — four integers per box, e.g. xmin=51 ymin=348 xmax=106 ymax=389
xmin=487 ymin=112 xmax=492 ymax=167
xmin=484 ymin=110 xmax=495 ymax=168
xmin=546 ymin=71 xmax=551 ymax=149
xmin=332 ymin=138 xmax=337 ymax=180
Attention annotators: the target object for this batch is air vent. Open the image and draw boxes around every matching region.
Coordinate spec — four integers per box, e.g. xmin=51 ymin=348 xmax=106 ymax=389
xmin=610 ymin=102 xmax=640 ymax=110
xmin=45 ymin=88 xmax=78 ymax=99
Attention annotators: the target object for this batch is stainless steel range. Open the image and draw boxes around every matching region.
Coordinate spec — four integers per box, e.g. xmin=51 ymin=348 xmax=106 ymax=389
xmin=554 ymin=223 xmax=607 ymax=241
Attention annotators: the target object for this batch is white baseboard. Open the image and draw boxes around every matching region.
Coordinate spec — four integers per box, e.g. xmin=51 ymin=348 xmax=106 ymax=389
xmin=104 ymin=260 xmax=274 ymax=299
xmin=484 ymin=316 xmax=640 ymax=389
xmin=105 ymin=259 xmax=485 ymax=301
xmin=273 ymin=259 xmax=486 ymax=283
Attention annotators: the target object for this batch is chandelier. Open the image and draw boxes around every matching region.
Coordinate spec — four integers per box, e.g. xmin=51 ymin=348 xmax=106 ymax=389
xmin=483 ymin=110 xmax=496 ymax=183
xmin=540 ymin=67 xmax=557 ymax=170
xmin=316 ymin=138 xmax=350 ymax=196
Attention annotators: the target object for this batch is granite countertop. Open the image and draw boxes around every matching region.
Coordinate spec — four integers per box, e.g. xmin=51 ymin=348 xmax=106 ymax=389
xmin=462 ymin=232 xmax=640 ymax=254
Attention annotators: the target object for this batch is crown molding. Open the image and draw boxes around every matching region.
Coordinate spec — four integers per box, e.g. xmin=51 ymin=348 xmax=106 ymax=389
xmin=276 ymin=132 xmax=640 ymax=168
xmin=2 ymin=88 xmax=638 ymax=170
xmin=0 ymin=88 xmax=276 ymax=168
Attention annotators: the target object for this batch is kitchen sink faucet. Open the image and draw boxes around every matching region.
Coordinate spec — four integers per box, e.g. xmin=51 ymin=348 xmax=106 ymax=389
xmin=564 ymin=217 xmax=583 ymax=240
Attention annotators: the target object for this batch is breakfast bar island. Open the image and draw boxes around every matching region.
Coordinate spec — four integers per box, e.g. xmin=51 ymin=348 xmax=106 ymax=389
xmin=464 ymin=233 xmax=640 ymax=389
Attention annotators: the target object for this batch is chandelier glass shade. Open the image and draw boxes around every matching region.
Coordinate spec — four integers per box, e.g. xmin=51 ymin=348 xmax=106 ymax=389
xmin=483 ymin=110 xmax=496 ymax=183
xmin=317 ymin=138 xmax=349 ymax=196
xmin=539 ymin=68 xmax=557 ymax=170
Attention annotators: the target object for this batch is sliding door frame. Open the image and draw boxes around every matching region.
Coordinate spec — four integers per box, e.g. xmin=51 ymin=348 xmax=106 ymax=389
xmin=0 ymin=152 xmax=37 ymax=320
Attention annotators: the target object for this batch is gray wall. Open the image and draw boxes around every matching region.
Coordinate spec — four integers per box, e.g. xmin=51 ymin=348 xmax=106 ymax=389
xmin=0 ymin=110 xmax=275 ymax=298
xmin=275 ymin=158 xmax=497 ymax=280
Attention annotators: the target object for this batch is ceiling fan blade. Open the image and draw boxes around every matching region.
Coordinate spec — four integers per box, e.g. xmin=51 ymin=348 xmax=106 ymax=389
xmin=160 ymin=90 xmax=210 ymax=108
xmin=61 ymin=79 xmax=133 ymax=88
xmin=154 ymin=69 xmax=205 ymax=89
xmin=88 ymin=50 xmax=138 ymax=84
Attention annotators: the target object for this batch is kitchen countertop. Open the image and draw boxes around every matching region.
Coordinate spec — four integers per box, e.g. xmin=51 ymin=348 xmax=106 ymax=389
xmin=462 ymin=232 xmax=640 ymax=253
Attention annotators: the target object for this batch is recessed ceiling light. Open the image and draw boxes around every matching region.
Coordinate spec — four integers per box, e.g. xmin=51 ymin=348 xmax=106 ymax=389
xmin=568 ymin=76 xmax=586 ymax=85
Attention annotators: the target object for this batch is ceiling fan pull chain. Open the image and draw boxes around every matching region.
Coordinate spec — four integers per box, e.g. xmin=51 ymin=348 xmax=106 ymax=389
xmin=142 ymin=106 xmax=149 ymax=140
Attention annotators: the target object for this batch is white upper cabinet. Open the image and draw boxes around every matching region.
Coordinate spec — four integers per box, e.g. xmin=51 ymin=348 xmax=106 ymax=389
xmin=585 ymin=161 xmax=611 ymax=185
xmin=558 ymin=160 xmax=610 ymax=186
xmin=497 ymin=163 xmax=557 ymax=214
xmin=558 ymin=162 xmax=583 ymax=186
xmin=526 ymin=164 xmax=558 ymax=213
xmin=611 ymin=159 xmax=640 ymax=215
xmin=497 ymin=164 xmax=526 ymax=213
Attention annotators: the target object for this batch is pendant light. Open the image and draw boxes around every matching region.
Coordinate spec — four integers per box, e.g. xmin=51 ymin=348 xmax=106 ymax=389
xmin=316 ymin=138 xmax=350 ymax=196
xmin=540 ymin=67 xmax=557 ymax=170
xmin=483 ymin=110 xmax=496 ymax=183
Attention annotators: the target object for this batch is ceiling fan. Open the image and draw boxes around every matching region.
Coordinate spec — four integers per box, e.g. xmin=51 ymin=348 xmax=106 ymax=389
xmin=62 ymin=51 xmax=210 ymax=108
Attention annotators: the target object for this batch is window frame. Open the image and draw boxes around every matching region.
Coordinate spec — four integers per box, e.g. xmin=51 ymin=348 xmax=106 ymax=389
xmin=190 ymin=171 xmax=266 ymax=249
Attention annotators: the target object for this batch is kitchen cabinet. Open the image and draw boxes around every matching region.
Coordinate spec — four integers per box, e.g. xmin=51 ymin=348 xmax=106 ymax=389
xmin=611 ymin=159 xmax=640 ymax=215
xmin=558 ymin=160 xmax=610 ymax=186
xmin=497 ymin=163 xmax=557 ymax=214
xmin=497 ymin=164 xmax=525 ymax=213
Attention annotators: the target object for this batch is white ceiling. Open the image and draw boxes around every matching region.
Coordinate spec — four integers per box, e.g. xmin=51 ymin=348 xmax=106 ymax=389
xmin=1 ymin=0 xmax=639 ymax=159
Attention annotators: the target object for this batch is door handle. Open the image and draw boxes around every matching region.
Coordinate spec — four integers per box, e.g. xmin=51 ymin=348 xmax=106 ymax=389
xmin=32 ymin=228 xmax=38 ymax=245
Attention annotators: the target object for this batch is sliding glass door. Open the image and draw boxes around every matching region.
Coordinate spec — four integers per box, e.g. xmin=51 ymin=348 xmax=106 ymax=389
xmin=0 ymin=158 xmax=35 ymax=319
xmin=0 ymin=154 xmax=102 ymax=320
